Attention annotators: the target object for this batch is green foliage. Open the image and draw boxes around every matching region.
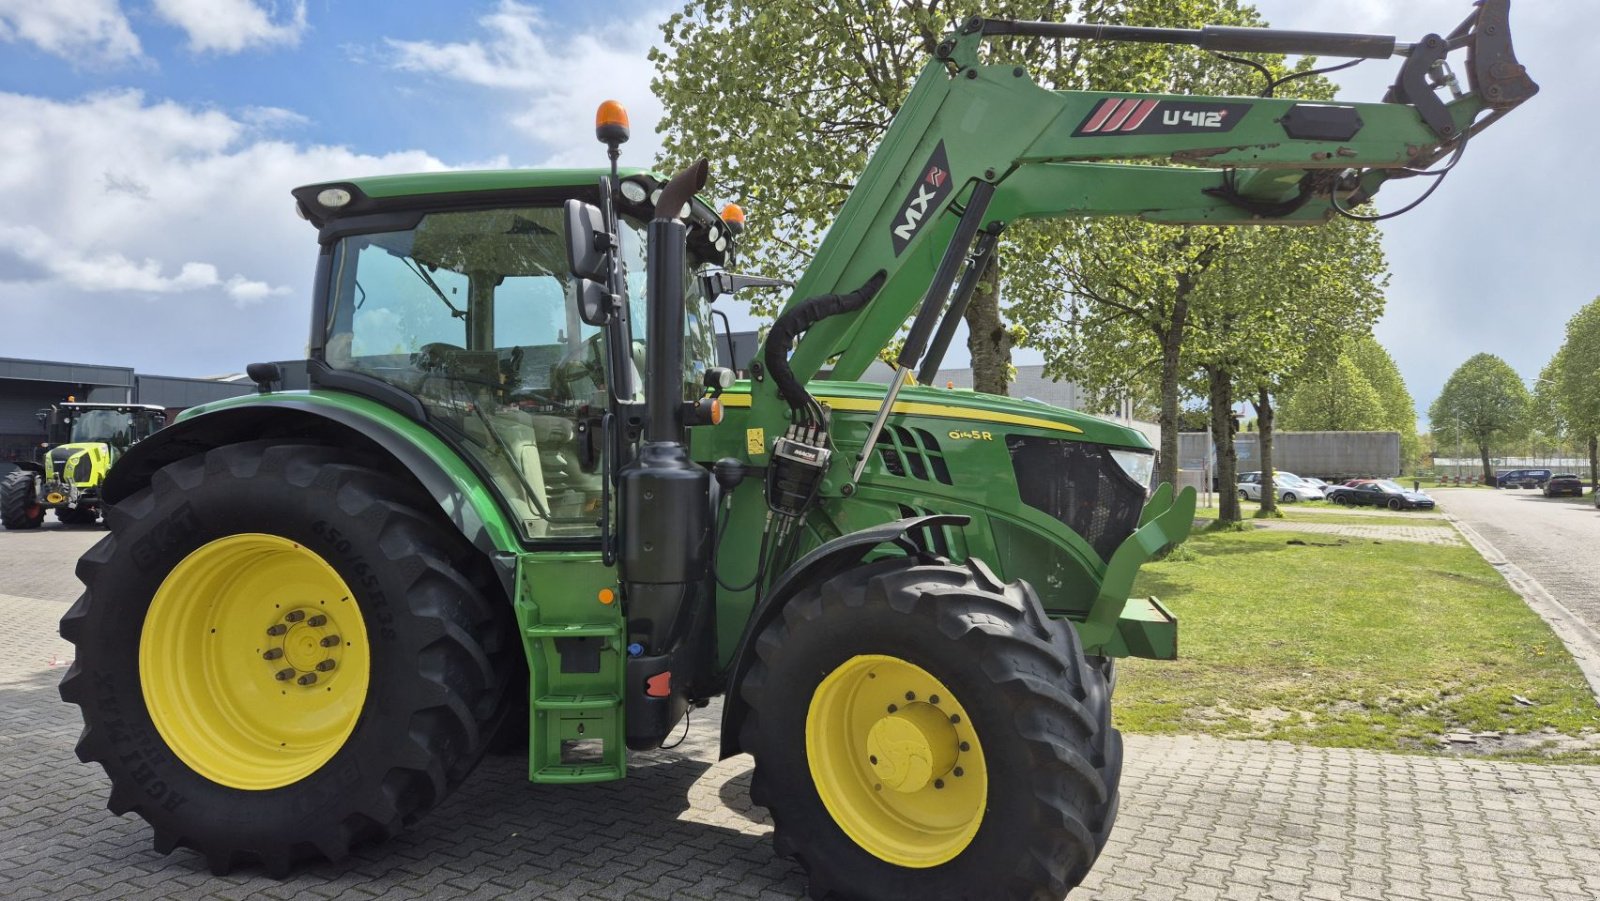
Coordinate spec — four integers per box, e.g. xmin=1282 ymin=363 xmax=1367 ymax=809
xmin=1346 ymin=336 xmax=1419 ymax=466
xmin=1428 ymin=353 xmax=1530 ymax=474
xmin=1553 ymin=297 xmax=1600 ymax=441
xmin=1278 ymin=353 xmax=1387 ymax=431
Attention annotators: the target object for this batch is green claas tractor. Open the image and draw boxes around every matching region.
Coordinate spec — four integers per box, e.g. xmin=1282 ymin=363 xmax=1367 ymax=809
xmin=1 ymin=402 xmax=166 ymax=529
xmin=59 ymin=3 xmax=1533 ymax=896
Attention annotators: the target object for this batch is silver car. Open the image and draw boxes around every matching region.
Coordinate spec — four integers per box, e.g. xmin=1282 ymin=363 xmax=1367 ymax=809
xmin=1237 ymin=471 xmax=1325 ymax=503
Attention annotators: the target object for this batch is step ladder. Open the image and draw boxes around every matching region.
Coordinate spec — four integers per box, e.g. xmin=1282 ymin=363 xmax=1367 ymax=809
xmin=517 ymin=558 xmax=626 ymax=783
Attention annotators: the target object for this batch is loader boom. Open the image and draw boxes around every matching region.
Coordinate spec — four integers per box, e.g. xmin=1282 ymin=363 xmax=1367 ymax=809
xmin=747 ymin=0 xmax=1534 ymax=407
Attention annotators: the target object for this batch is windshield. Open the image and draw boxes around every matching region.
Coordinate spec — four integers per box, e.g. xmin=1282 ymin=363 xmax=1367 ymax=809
xmin=323 ymin=204 xmax=717 ymax=542
xmin=55 ymin=408 xmax=157 ymax=451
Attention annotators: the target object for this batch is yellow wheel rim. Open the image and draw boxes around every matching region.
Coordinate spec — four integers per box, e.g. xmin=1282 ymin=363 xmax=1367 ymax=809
xmin=139 ymin=533 xmax=371 ymax=790
xmin=806 ymin=654 xmax=987 ymax=868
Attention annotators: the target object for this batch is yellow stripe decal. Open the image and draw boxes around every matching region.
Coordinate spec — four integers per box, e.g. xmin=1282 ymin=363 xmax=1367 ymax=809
xmin=718 ymin=394 xmax=1083 ymax=435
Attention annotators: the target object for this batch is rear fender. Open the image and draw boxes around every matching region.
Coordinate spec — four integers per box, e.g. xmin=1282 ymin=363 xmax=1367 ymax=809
xmin=717 ymin=514 xmax=968 ymax=759
xmin=103 ymin=396 xmax=523 ymax=593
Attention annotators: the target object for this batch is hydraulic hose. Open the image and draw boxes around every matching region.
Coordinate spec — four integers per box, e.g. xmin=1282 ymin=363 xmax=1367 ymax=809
xmin=762 ymin=271 xmax=887 ymax=414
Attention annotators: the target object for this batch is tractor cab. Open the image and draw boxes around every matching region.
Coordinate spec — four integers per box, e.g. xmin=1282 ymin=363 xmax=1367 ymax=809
xmin=39 ymin=402 xmax=166 ymax=454
xmin=298 ymin=175 xmax=725 ymax=540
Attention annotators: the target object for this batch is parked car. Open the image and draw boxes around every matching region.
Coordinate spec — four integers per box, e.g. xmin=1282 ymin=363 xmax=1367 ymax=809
xmin=1325 ymin=479 xmax=1436 ymax=510
xmin=1237 ymin=471 xmax=1325 ymax=503
xmin=1497 ymin=468 xmax=1552 ymax=489
xmin=1543 ymin=474 xmax=1584 ymax=497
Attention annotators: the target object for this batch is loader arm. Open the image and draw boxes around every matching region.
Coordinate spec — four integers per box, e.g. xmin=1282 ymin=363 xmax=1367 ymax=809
xmin=748 ymin=0 xmax=1534 ymax=410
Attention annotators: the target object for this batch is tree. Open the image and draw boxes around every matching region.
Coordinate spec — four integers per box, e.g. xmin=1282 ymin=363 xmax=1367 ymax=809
xmin=653 ymin=0 xmax=1267 ymax=395
xmin=1428 ymin=353 xmax=1530 ymax=483
xmin=1278 ymin=354 xmax=1387 ymax=432
xmin=1347 ymin=336 xmax=1419 ymax=469
xmin=1184 ymin=220 xmax=1385 ymax=519
xmin=1553 ymin=297 xmax=1600 ymax=488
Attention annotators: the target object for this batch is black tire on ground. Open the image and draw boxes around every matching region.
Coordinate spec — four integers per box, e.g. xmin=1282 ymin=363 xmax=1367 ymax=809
xmin=1281 ymin=491 xmax=1297 ymax=503
xmin=1386 ymin=497 xmax=1404 ymax=511
xmin=741 ymin=556 xmax=1121 ymax=901
xmin=2 ymin=469 xmax=44 ymax=530
xmin=1238 ymin=489 xmax=1248 ymax=500
xmin=59 ymin=440 xmax=517 ymax=876
xmin=56 ymin=505 xmax=100 ymax=526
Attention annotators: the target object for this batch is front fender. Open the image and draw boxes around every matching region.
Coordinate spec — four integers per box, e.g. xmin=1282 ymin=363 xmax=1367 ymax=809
xmin=105 ymin=392 xmax=524 ymax=565
xmin=717 ymin=514 xmax=968 ymax=759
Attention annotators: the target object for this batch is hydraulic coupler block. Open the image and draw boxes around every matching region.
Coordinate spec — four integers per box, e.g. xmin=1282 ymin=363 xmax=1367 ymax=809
xmin=765 ymin=425 xmax=830 ymax=518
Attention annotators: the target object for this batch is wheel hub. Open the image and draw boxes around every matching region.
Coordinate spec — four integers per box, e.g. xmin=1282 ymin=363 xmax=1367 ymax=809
xmin=140 ymin=533 xmax=370 ymax=791
xmin=806 ymin=654 xmax=988 ymax=868
xmin=865 ymin=702 xmax=957 ymax=793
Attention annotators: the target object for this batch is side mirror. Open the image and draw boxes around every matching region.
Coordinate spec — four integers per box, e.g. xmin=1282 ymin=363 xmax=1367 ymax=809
xmin=574 ymin=278 xmax=614 ymax=326
xmin=564 ymin=199 xmax=612 ymax=282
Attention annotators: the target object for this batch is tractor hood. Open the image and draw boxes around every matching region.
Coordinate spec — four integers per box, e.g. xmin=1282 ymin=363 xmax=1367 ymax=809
xmin=719 ymin=380 xmax=1152 ymax=450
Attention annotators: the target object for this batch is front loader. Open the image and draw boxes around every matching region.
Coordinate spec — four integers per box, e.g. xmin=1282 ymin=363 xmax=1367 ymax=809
xmin=60 ymin=3 xmax=1533 ymax=897
xmin=1 ymin=402 xmax=166 ymax=528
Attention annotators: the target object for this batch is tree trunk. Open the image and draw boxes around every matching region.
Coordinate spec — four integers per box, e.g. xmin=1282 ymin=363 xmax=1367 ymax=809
xmin=1256 ymin=388 xmax=1276 ymax=516
xmin=1589 ymin=434 xmax=1598 ymax=493
xmin=1208 ymin=366 xmax=1239 ymax=523
xmin=962 ymin=253 xmax=1010 ymax=395
xmin=1479 ymin=443 xmax=1494 ymax=484
xmin=1154 ymin=300 xmax=1190 ymax=490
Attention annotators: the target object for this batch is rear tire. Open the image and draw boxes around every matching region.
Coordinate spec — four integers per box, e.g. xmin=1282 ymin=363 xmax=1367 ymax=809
xmin=2 ymin=470 xmax=44 ymax=529
xmin=742 ymin=556 xmax=1120 ymax=900
xmin=59 ymin=441 xmax=517 ymax=875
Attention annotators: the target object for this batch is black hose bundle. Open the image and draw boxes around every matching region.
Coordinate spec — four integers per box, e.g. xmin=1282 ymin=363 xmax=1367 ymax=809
xmin=762 ymin=270 xmax=887 ymax=418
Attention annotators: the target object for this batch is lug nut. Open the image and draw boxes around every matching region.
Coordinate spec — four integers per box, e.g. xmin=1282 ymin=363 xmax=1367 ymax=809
xmin=316 ymin=659 xmax=336 ymax=672
xmin=954 ymin=766 xmax=964 ymax=777
xmin=307 ymin=614 xmax=327 ymax=627
xmin=887 ymin=704 xmax=898 ymax=713
xmin=959 ymin=741 xmax=971 ymax=752
xmin=929 ymin=694 xmax=940 ymax=705
xmin=285 ymin=611 xmax=305 ymax=623
xmin=297 ymin=673 xmax=318 ymax=686
xmin=869 ymin=755 xmax=878 ymax=765
xmin=320 ymin=634 xmax=341 ymax=647
xmin=934 ymin=779 xmax=945 ymax=790
xmin=274 ymin=668 xmax=294 ymax=681
xmin=950 ymin=714 xmax=962 ymax=724
xmin=905 ymin=691 xmax=916 ymax=701
xmin=266 ymin=624 xmax=287 ymax=636
xmin=263 ymin=648 xmax=284 ymax=660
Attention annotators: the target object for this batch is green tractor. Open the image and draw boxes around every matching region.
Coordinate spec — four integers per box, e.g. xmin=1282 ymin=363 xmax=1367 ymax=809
xmin=1 ymin=402 xmax=166 ymax=529
xmin=59 ymin=4 xmax=1532 ymax=897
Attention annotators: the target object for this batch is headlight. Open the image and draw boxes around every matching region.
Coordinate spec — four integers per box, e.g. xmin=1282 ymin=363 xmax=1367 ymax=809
xmin=1109 ymin=448 xmax=1155 ymax=489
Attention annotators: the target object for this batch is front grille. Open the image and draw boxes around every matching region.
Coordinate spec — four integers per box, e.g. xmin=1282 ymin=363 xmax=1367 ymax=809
xmin=1006 ymin=436 xmax=1147 ymax=561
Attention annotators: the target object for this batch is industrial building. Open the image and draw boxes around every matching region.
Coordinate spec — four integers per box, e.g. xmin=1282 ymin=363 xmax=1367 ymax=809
xmin=0 ymin=356 xmax=259 ymax=463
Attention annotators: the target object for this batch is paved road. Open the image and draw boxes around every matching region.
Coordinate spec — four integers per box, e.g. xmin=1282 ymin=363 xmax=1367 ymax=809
xmin=1435 ymin=488 xmax=1600 ymax=631
xmin=4 ymin=525 xmax=1600 ymax=900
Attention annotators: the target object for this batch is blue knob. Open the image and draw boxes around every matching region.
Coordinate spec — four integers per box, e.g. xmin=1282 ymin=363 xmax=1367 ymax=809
xmin=627 ymin=642 xmax=644 ymax=657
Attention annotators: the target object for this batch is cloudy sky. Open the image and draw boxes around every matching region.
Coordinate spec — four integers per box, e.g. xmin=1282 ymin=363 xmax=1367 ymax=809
xmin=0 ymin=0 xmax=1588 ymax=424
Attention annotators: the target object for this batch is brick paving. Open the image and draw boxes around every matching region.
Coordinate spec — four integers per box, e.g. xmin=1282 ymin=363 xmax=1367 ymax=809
xmin=1251 ymin=519 xmax=1463 ymax=546
xmin=4 ymin=526 xmax=1600 ymax=900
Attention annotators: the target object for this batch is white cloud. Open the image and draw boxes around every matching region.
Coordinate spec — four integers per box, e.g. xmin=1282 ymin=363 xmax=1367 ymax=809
xmin=386 ymin=1 xmax=667 ymax=166
xmin=0 ymin=89 xmax=457 ymax=373
xmin=0 ymin=0 xmax=141 ymax=64
xmin=152 ymin=0 xmax=307 ymax=54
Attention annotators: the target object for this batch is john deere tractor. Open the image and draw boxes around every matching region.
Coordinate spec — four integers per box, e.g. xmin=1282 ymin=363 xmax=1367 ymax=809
xmin=60 ymin=3 xmax=1533 ymax=897
xmin=1 ymin=402 xmax=166 ymax=529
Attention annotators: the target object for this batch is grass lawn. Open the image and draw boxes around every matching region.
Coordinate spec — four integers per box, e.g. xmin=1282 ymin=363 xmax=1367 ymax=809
xmin=1114 ymin=525 xmax=1600 ymax=762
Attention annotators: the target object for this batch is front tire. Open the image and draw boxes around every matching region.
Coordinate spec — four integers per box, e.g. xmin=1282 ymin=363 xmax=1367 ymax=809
xmin=59 ymin=441 xmax=517 ymax=875
xmin=742 ymin=557 xmax=1120 ymax=900
xmin=1 ymin=470 xmax=44 ymax=529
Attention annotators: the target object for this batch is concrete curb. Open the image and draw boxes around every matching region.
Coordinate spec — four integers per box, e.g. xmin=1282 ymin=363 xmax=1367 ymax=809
xmin=1445 ymin=513 xmax=1600 ymax=707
